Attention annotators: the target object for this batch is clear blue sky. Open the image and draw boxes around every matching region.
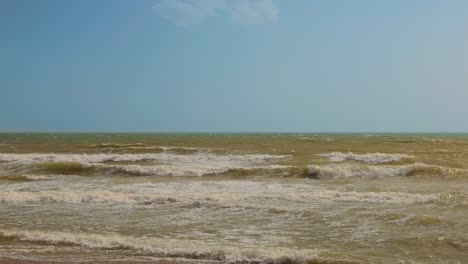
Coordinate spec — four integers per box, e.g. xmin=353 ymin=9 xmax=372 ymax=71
xmin=1 ymin=0 xmax=468 ymax=132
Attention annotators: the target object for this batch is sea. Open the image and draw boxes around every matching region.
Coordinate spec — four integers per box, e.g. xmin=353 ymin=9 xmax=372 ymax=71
xmin=0 ymin=133 xmax=467 ymax=263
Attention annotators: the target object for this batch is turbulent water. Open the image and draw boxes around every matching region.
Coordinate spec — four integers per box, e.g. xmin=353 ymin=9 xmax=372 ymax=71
xmin=0 ymin=133 xmax=467 ymax=263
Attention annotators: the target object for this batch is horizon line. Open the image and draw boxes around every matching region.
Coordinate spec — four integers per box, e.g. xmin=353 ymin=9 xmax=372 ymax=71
xmin=1 ymin=131 xmax=468 ymax=134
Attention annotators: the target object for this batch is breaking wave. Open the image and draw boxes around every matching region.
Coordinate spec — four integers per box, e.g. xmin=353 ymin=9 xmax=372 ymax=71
xmin=319 ymin=152 xmax=413 ymax=163
xmin=0 ymin=174 xmax=55 ymax=181
xmin=30 ymin=162 xmax=291 ymax=177
xmin=0 ymin=153 xmax=288 ymax=165
xmin=307 ymin=163 xmax=436 ymax=179
xmin=104 ymin=164 xmax=290 ymax=177
xmin=0 ymin=188 xmax=441 ymax=205
xmin=88 ymin=143 xmax=211 ymax=153
xmin=0 ymin=153 xmax=290 ymax=177
xmin=0 ymin=229 xmax=328 ymax=263
xmin=0 ymin=190 xmax=175 ymax=204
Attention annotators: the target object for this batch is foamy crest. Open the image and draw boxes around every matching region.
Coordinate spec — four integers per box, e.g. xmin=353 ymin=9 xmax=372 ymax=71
xmin=0 ymin=229 xmax=322 ymax=263
xmin=319 ymin=152 xmax=413 ymax=163
xmin=0 ymin=174 xmax=56 ymax=181
xmin=308 ymin=190 xmax=438 ymax=204
xmin=0 ymin=153 xmax=288 ymax=165
xmin=0 ymin=190 xmax=174 ymax=204
xmin=105 ymin=164 xmax=290 ymax=177
xmin=307 ymin=163 xmax=432 ymax=179
xmin=0 ymin=183 xmax=440 ymax=206
xmin=0 ymin=153 xmax=290 ymax=177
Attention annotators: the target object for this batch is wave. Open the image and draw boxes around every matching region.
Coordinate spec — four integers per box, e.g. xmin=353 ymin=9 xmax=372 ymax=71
xmin=28 ymin=162 xmax=291 ymax=177
xmin=0 ymin=174 xmax=55 ymax=181
xmin=160 ymin=146 xmax=212 ymax=154
xmin=88 ymin=143 xmax=212 ymax=154
xmin=0 ymin=187 xmax=441 ymax=205
xmin=307 ymin=163 xmax=436 ymax=179
xmin=103 ymin=164 xmax=291 ymax=177
xmin=0 ymin=190 xmax=175 ymax=204
xmin=0 ymin=153 xmax=289 ymax=165
xmin=0 ymin=153 xmax=290 ymax=177
xmin=89 ymin=143 xmax=154 ymax=149
xmin=319 ymin=152 xmax=413 ymax=163
xmin=0 ymin=230 xmax=330 ymax=263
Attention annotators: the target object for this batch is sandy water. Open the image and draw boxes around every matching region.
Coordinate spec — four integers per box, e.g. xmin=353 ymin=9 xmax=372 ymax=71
xmin=0 ymin=133 xmax=467 ymax=263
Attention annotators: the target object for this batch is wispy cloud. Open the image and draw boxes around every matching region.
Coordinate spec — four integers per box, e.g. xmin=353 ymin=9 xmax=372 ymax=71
xmin=153 ymin=0 xmax=279 ymax=27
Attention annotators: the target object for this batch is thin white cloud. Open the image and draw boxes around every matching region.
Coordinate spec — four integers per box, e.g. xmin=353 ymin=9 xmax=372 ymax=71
xmin=153 ymin=0 xmax=279 ymax=27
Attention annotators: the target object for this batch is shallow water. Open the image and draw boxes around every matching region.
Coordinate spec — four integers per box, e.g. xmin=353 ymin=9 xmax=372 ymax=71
xmin=0 ymin=133 xmax=467 ymax=263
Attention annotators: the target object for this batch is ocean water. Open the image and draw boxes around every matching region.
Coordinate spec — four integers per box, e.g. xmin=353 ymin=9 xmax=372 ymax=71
xmin=0 ymin=133 xmax=467 ymax=263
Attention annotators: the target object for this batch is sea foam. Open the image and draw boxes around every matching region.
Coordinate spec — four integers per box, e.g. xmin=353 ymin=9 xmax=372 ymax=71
xmin=0 ymin=183 xmax=440 ymax=206
xmin=307 ymin=163 xmax=432 ymax=179
xmin=0 ymin=153 xmax=290 ymax=177
xmin=319 ymin=152 xmax=413 ymax=163
xmin=0 ymin=229 xmax=323 ymax=263
xmin=0 ymin=153 xmax=288 ymax=165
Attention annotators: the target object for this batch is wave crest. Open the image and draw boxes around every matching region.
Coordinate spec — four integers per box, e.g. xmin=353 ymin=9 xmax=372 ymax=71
xmin=307 ymin=163 xmax=434 ymax=179
xmin=0 ymin=229 xmax=326 ymax=263
xmin=319 ymin=152 xmax=413 ymax=163
xmin=0 ymin=153 xmax=290 ymax=177
xmin=0 ymin=153 xmax=289 ymax=165
xmin=0 ymin=187 xmax=440 ymax=205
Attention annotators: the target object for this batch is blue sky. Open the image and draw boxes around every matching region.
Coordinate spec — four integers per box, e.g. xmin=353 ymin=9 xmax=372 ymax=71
xmin=1 ymin=0 xmax=468 ymax=132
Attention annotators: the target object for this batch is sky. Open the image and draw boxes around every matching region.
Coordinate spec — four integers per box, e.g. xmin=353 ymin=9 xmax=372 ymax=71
xmin=1 ymin=0 xmax=468 ymax=132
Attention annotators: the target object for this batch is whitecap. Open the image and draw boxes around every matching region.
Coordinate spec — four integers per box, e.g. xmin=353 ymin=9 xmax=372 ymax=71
xmin=319 ymin=152 xmax=413 ymax=163
xmin=307 ymin=163 xmax=431 ymax=179
xmin=0 ymin=229 xmax=323 ymax=263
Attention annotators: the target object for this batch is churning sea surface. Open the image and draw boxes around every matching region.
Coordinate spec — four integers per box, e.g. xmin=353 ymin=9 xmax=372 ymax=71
xmin=0 ymin=133 xmax=467 ymax=263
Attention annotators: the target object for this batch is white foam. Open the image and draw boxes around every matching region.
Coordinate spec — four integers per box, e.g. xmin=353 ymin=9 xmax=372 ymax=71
xmin=0 ymin=181 xmax=439 ymax=205
xmin=0 ymin=153 xmax=290 ymax=177
xmin=0 ymin=190 xmax=173 ymax=204
xmin=102 ymin=164 xmax=290 ymax=177
xmin=319 ymin=152 xmax=413 ymax=163
xmin=306 ymin=190 xmax=438 ymax=204
xmin=0 ymin=229 xmax=322 ymax=263
xmin=111 ymin=164 xmax=229 ymax=177
xmin=0 ymin=153 xmax=288 ymax=165
xmin=22 ymin=175 xmax=55 ymax=181
xmin=307 ymin=163 xmax=431 ymax=179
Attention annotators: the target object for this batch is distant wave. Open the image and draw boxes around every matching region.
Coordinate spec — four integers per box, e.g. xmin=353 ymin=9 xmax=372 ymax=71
xmin=0 ymin=229 xmax=326 ymax=263
xmin=89 ymin=143 xmax=211 ymax=154
xmin=89 ymin=143 xmax=155 ymax=149
xmin=319 ymin=152 xmax=413 ymax=163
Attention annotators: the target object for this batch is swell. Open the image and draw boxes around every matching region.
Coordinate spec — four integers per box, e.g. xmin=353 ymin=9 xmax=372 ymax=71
xmin=0 ymin=230 xmax=341 ymax=263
